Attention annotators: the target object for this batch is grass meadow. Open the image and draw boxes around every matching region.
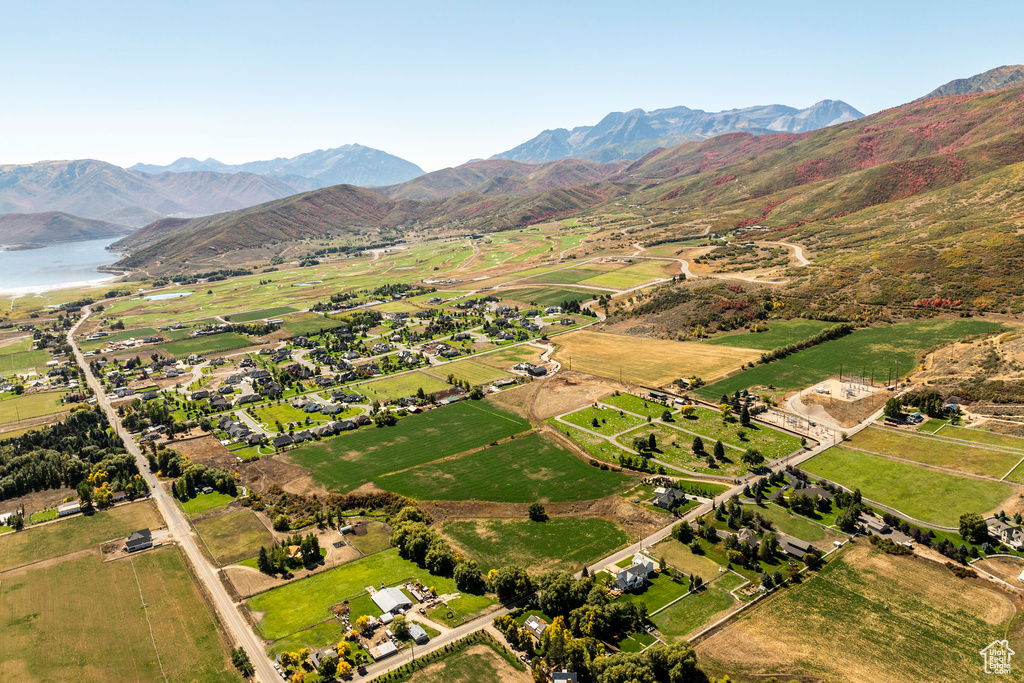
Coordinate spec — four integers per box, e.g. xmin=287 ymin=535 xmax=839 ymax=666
xmin=286 ymin=400 xmax=530 ymax=493
xmin=0 ymin=390 xmax=71 ymax=426
xmin=158 ymin=332 xmax=255 ymax=358
xmin=376 ymin=432 xmax=630 ymax=503
xmin=801 ymin=446 xmax=1014 ymax=526
xmin=697 ymin=319 xmax=1002 ymax=398
xmin=193 ymin=509 xmax=274 ymax=565
xmin=702 ymin=319 xmax=835 ymax=350
xmin=442 ymin=517 xmax=629 ymax=573
xmin=847 ymin=425 xmax=1022 ymax=478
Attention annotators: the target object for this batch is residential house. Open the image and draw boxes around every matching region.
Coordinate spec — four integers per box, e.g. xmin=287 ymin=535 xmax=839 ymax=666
xmin=272 ymin=435 xmax=293 ymax=449
xmin=653 ymin=486 xmax=686 ymax=509
xmin=57 ymin=501 xmax=82 ymax=517
xmin=989 ymin=519 xmax=1024 ymax=551
xmin=124 ymin=528 xmax=153 ymax=553
xmin=553 ymin=673 xmax=578 ymax=683
xmin=524 ymin=615 xmax=549 ymax=640
xmin=613 ymin=553 xmax=658 ymax=591
xmin=407 ymin=623 xmax=429 ymax=644
xmin=777 ymin=532 xmax=818 ymax=560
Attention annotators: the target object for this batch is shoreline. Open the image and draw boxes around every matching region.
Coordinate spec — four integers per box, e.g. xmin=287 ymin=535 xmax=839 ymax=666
xmin=0 ymin=273 xmax=128 ymax=299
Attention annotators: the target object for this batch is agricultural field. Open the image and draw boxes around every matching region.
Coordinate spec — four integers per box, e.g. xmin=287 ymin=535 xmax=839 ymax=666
xmin=377 ymin=432 xmax=629 ymax=503
xmin=697 ymin=319 xmax=1002 ymax=398
xmin=933 ymin=423 xmax=1024 ymax=452
xmin=226 ymin=305 xmax=297 ymax=322
xmin=285 ymin=400 xmax=531 ymax=493
xmin=355 ymin=370 xmax=451 ymax=402
xmin=601 ymin=392 xmax=676 ymax=419
xmin=0 ymin=501 xmax=163 ymax=572
xmin=247 ymin=548 xmax=494 ymax=642
xmin=752 ymin=503 xmax=833 ymax=542
xmin=801 ymin=446 xmax=1014 ymax=526
xmin=501 ymin=285 xmax=609 ymax=307
xmin=475 ymin=344 xmax=544 ymax=369
xmin=0 ymin=546 xmax=239 ymax=683
xmin=527 ymin=266 xmax=606 ymax=285
xmin=158 ymin=332 xmax=254 ymax=358
xmin=346 ymin=520 xmax=392 ymax=555
xmin=0 ymin=349 xmax=48 ymax=373
xmin=426 ymin=358 xmax=514 ymax=385
xmin=847 ymin=425 xmax=1022 ymax=479
xmin=442 ymin=517 xmax=629 ymax=573
xmin=576 ymin=259 xmax=675 ymax=289
xmin=80 ymin=326 xmax=159 ymax=349
xmin=702 ymin=319 xmax=835 ymax=350
xmin=695 ymin=545 xmax=1018 ymax=683
xmin=282 ymin=316 xmax=350 ymax=337
xmin=405 ymin=642 xmax=530 ymax=683
xmin=0 ymin=390 xmax=71 ymax=426
xmin=193 ymin=509 xmax=274 ymax=565
xmin=553 ymin=330 xmax=760 ymax=385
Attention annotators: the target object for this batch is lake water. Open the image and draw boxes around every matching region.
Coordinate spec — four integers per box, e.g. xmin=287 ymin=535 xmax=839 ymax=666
xmin=0 ymin=237 xmax=123 ymax=296
xmin=144 ymin=292 xmax=192 ymax=301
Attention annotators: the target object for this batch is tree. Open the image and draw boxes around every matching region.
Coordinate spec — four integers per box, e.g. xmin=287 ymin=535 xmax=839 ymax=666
xmin=528 ymin=502 xmax=548 ymax=522
xmin=959 ymin=512 xmax=989 ymax=545
xmin=673 ymin=522 xmax=693 ymax=544
xmin=454 ymin=560 xmax=485 ymax=593
xmin=761 ymin=572 xmax=774 ymax=589
xmin=273 ymin=514 xmax=290 ymax=531
xmin=391 ymin=614 xmax=409 ymax=639
xmin=740 ymin=405 xmax=750 ymax=427
xmin=257 ymin=546 xmax=272 ymax=574
xmin=741 ymin=449 xmax=764 ymax=468
xmin=336 ymin=660 xmax=352 ymax=677
xmin=490 ymin=565 xmax=533 ymax=603
xmin=692 ymin=436 xmax=705 ymax=455
xmin=76 ymin=481 xmax=92 ymax=506
xmin=835 ymin=507 xmax=859 ymax=533
xmin=772 ymin=569 xmax=784 ymax=586
xmin=713 ymin=440 xmax=725 ymax=460
xmin=648 ymin=433 xmax=657 ymax=451
xmin=231 ymin=647 xmax=254 ymax=677
xmin=354 ymin=615 xmax=372 ymax=636
xmin=883 ymin=397 xmax=903 ymax=420
xmin=661 ymin=409 xmax=673 ymax=422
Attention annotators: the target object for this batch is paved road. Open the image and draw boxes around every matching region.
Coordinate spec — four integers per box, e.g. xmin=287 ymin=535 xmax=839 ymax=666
xmin=69 ymin=307 xmax=278 ymax=683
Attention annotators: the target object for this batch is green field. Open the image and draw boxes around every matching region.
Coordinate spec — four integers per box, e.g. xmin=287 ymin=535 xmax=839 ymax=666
xmin=650 ymin=580 xmax=738 ymax=638
xmin=427 ymin=358 xmax=514 ymax=386
xmin=502 ymin=286 xmax=609 ymax=307
xmin=357 ymin=371 xmax=451 ymax=402
xmin=158 ymin=332 xmax=255 ymax=358
xmin=560 ymin=405 xmax=646 ymax=436
xmin=227 ymin=306 xmax=297 ymax=323
xmin=81 ymin=327 xmax=159 ymax=349
xmin=695 ymin=546 xmax=1016 ymax=683
xmin=0 ymin=349 xmax=48 ymax=373
xmin=666 ymin=406 xmax=803 ymax=459
xmin=282 ymin=316 xmax=350 ymax=337
xmin=934 ymin=423 xmax=1024 ymax=452
xmin=442 ymin=517 xmax=629 ymax=573
xmin=193 ymin=509 xmax=275 ymax=565
xmin=577 ymin=260 xmax=671 ymax=289
xmin=847 ymin=425 xmax=1021 ymax=478
xmin=551 ymin=421 xmax=633 ymax=463
xmin=404 ymin=639 xmax=527 ymax=683
xmin=697 ymin=319 xmax=1002 ymax=398
xmin=751 ymin=503 xmax=830 ymax=542
xmin=247 ymin=548 xmax=494 ymax=642
xmin=347 ymin=520 xmax=392 ymax=555
xmin=286 ymin=400 xmax=530 ymax=493
xmin=702 ymin=320 xmax=835 ymax=350
xmin=530 ymin=267 xmax=605 ymax=284
xmin=376 ymin=432 xmax=630 ymax=503
xmin=615 ymin=567 xmax=692 ymax=612
xmin=801 ymin=446 xmax=1014 ymax=526
xmin=180 ymin=491 xmax=236 ymax=515
xmin=601 ymin=393 xmax=676 ymax=419
xmin=0 ymin=390 xmax=71 ymax=425
xmin=0 ymin=546 xmax=239 ymax=683
xmin=0 ymin=501 xmax=163 ymax=572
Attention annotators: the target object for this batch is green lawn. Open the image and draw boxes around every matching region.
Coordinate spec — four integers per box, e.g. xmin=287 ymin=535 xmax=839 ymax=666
xmin=286 ymin=400 xmax=530 ymax=493
xmin=442 ymin=517 xmax=629 ymax=573
xmin=356 ymin=371 xmax=451 ymax=402
xmin=697 ymin=319 xmax=1002 ymax=397
xmin=530 ymin=267 xmax=605 ymax=284
xmin=651 ymin=581 xmax=737 ymax=638
xmin=934 ymin=424 xmax=1024 ymax=452
xmin=180 ymin=491 xmax=236 ymax=516
xmin=193 ymin=509 xmax=275 ymax=565
xmin=847 ymin=425 xmax=1021 ymax=478
xmin=376 ymin=432 xmax=630 ymax=503
xmin=247 ymin=548 xmax=494 ymax=641
xmin=347 ymin=520 xmax=392 ymax=555
xmin=560 ymin=405 xmax=646 ymax=436
xmin=158 ymin=332 xmax=255 ymax=358
xmin=668 ymin=406 xmax=804 ymax=459
xmin=601 ymin=393 xmax=676 ymax=419
xmin=576 ymin=261 xmax=670 ymax=289
xmin=702 ymin=320 xmax=835 ymax=350
xmin=0 ymin=349 xmax=48 ymax=373
xmin=426 ymin=359 xmax=514 ymax=386
xmin=226 ymin=306 xmax=297 ymax=323
xmin=282 ymin=317 xmax=350 ymax=337
xmin=80 ymin=327 xmax=159 ymax=349
xmin=750 ymin=503 xmax=829 ymax=542
xmin=616 ymin=568 xmax=692 ymax=612
xmin=549 ymin=421 xmax=634 ymax=463
xmin=801 ymin=446 xmax=1014 ymax=526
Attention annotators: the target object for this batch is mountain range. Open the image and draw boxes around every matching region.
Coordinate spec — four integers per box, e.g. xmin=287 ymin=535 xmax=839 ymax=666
xmin=0 ymin=212 xmax=131 ymax=246
xmin=129 ymin=143 xmax=424 ymax=189
xmin=490 ymin=100 xmax=864 ymax=163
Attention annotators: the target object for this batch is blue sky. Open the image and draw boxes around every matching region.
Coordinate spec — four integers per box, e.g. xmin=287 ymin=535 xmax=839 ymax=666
xmin=1 ymin=0 xmax=1022 ymax=171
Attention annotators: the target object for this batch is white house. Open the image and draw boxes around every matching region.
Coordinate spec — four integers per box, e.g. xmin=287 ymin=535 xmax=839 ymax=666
xmin=371 ymin=587 xmax=413 ymax=614
xmin=613 ymin=553 xmax=658 ymax=591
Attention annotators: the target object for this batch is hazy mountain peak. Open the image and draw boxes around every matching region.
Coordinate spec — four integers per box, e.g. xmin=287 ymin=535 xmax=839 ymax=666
xmin=492 ymin=99 xmax=864 ymax=163
xmin=130 ymin=143 xmax=424 ymax=188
